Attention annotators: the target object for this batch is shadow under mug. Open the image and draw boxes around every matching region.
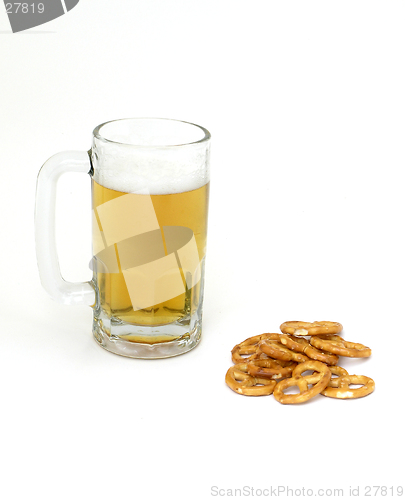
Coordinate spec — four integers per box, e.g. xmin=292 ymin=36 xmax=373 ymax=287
xmin=35 ymin=118 xmax=211 ymax=359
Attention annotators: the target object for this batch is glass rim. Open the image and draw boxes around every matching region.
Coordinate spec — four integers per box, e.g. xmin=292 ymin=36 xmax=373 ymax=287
xmin=93 ymin=117 xmax=211 ymax=148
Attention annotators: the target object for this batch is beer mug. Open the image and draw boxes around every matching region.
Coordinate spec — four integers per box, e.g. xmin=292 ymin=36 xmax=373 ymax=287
xmin=35 ymin=118 xmax=210 ymax=359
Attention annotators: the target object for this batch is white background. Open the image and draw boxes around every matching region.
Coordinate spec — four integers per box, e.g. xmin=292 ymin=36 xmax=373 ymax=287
xmin=0 ymin=1 xmax=404 ymax=499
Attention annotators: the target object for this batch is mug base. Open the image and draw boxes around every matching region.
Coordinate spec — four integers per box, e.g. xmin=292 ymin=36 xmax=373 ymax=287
xmin=92 ymin=317 xmax=202 ymax=359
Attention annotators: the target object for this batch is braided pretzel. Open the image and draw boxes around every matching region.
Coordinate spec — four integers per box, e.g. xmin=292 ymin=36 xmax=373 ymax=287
xmin=280 ymin=334 xmax=339 ymax=365
xmin=310 ymin=336 xmax=371 ymax=358
xmin=225 ymin=363 xmax=277 ymax=396
xmin=273 ymin=361 xmax=331 ymax=404
xmin=280 ymin=321 xmax=343 ymax=337
xmin=258 ymin=340 xmax=309 ymax=363
xmin=247 ymin=358 xmax=297 ymax=379
xmin=321 ymin=375 xmax=375 ymax=399
xmin=231 ymin=333 xmax=283 ymax=364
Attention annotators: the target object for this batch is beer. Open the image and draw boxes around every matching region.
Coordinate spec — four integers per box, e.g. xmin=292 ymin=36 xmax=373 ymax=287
xmin=91 ymin=179 xmax=209 ymax=341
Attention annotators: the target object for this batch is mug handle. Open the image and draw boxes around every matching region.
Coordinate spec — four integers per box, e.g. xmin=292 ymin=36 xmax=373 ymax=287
xmin=35 ymin=151 xmax=96 ymax=306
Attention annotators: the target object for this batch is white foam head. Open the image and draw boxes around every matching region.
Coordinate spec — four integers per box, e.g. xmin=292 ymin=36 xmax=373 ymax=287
xmin=92 ymin=118 xmax=210 ymax=195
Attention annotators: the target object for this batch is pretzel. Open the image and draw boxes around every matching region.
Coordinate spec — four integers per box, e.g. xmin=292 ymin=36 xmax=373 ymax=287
xmin=292 ymin=360 xmax=331 ymax=382
xmin=225 ymin=363 xmax=277 ymax=396
xmin=239 ymin=333 xmax=283 ymax=346
xmin=247 ymin=358 xmax=297 ymax=379
xmin=248 ymin=352 xmax=295 ymax=366
xmin=226 ymin=322 xmax=374 ymax=403
xmin=280 ymin=321 xmax=343 ymax=337
xmin=273 ymin=361 xmax=331 ymax=404
xmin=258 ymin=340 xmax=309 ymax=363
xmin=321 ymin=375 xmax=375 ymax=399
xmin=231 ymin=333 xmax=283 ymax=364
xmin=231 ymin=344 xmax=258 ymax=364
xmin=326 ymin=365 xmax=349 ymax=383
xmin=310 ymin=336 xmax=372 ymax=358
xmin=316 ymin=334 xmax=345 ymax=342
xmin=280 ymin=334 xmax=339 ymax=365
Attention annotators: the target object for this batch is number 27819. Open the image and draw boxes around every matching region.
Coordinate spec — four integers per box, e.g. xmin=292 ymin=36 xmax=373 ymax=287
xmin=5 ymin=3 xmax=45 ymax=14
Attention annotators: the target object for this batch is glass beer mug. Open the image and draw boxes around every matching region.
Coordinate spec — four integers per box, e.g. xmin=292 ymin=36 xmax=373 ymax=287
xmin=35 ymin=118 xmax=210 ymax=359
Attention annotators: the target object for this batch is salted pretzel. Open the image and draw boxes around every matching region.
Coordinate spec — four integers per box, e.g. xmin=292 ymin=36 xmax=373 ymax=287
xmin=310 ymin=336 xmax=371 ymax=358
xmin=231 ymin=344 xmax=258 ymax=364
xmin=231 ymin=333 xmax=283 ymax=364
xmin=326 ymin=365 xmax=349 ymax=382
xmin=321 ymin=375 xmax=375 ymax=399
xmin=280 ymin=321 xmax=343 ymax=337
xmin=306 ymin=365 xmax=348 ymax=386
xmin=279 ymin=334 xmax=339 ymax=365
xmin=316 ymin=334 xmax=345 ymax=342
xmin=247 ymin=358 xmax=297 ymax=379
xmin=227 ymin=322 xmax=374 ymax=402
xmin=273 ymin=361 xmax=331 ymax=404
xmin=240 ymin=333 xmax=284 ymax=346
xmin=258 ymin=340 xmax=309 ymax=363
xmin=248 ymin=351 xmax=296 ymax=365
xmin=225 ymin=363 xmax=277 ymax=396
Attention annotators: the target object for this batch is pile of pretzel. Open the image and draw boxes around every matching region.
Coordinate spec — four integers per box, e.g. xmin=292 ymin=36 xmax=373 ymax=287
xmin=225 ymin=321 xmax=375 ymax=404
